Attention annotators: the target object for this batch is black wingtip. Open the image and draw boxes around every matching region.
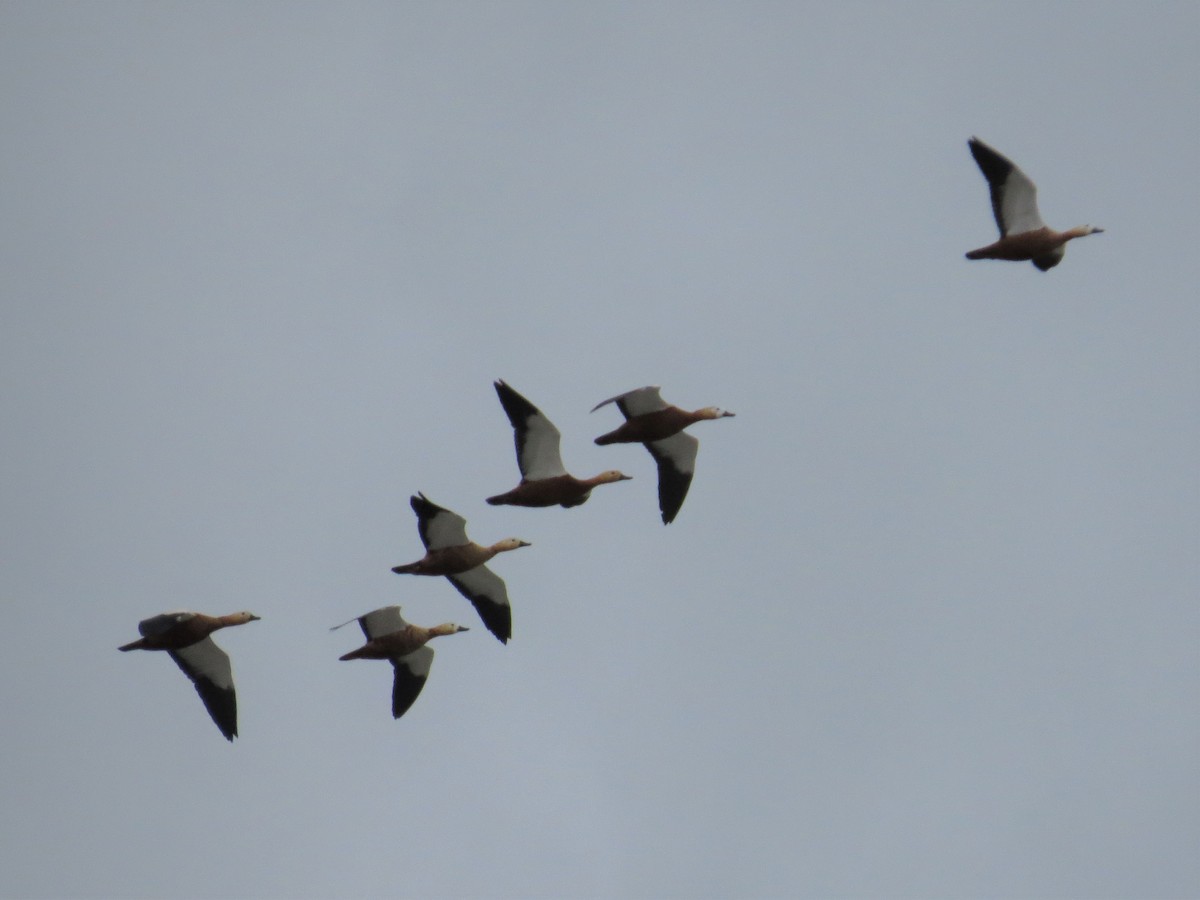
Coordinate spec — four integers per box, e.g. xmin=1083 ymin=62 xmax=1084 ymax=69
xmin=967 ymin=137 xmax=1013 ymax=185
xmin=493 ymin=379 xmax=540 ymax=426
xmin=485 ymin=608 xmax=512 ymax=644
xmin=483 ymin=610 xmax=512 ymax=644
xmin=658 ymin=491 xmax=687 ymax=525
xmin=192 ymin=679 xmax=238 ymax=742
xmin=410 ymin=493 xmax=439 ymax=517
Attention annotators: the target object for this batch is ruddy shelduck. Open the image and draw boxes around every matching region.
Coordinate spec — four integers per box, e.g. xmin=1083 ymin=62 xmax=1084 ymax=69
xmin=333 ymin=606 xmax=467 ymax=720
xmin=591 ymin=386 xmax=734 ymax=524
xmin=965 ymin=137 xmax=1103 ymax=271
xmin=391 ymin=493 xmax=529 ymax=643
xmin=487 ymin=380 xmax=631 ymax=509
xmin=119 ymin=610 xmax=260 ymax=741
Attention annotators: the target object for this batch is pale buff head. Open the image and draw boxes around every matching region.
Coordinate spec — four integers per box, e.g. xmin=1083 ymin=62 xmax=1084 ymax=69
xmin=430 ymin=623 xmax=469 ymax=638
xmin=696 ymin=406 xmax=735 ymax=420
xmin=595 ymin=470 xmax=633 ymax=485
xmin=492 ymin=538 xmax=532 ymax=553
xmin=224 ymin=611 xmax=262 ymax=625
xmin=1067 ymin=225 xmax=1104 ymax=240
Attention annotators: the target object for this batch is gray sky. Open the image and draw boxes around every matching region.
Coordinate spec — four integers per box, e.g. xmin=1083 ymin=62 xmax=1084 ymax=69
xmin=1 ymin=3 xmax=1197 ymax=898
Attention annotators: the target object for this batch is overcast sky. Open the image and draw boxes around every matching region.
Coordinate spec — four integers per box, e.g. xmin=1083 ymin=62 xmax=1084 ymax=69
xmin=1 ymin=3 xmax=1197 ymax=898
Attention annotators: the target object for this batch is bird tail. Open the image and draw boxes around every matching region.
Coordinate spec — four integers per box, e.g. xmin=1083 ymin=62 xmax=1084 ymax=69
xmin=118 ymin=638 xmax=146 ymax=651
xmin=339 ymin=648 xmax=366 ymax=661
xmin=390 ymin=562 xmax=420 ymax=574
xmin=594 ymin=431 xmax=618 ymax=446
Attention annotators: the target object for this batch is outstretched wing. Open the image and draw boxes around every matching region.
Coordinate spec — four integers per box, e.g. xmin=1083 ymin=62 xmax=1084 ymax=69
xmin=591 ymin=386 xmax=667 ymax=419
xmin=390 ymin=646 xmax=434 ymax=719
xmin=968 ymin=137 xmax=1045 ymax=237
xmin=410 ymin=493 xmax=470 ymax=549
xmin=168 ymin=637 xmax=238 ymax=741
xmin=357 ymin=606 xmax=406 ymax=640
xmin=446 ymin=565 xmax=512 ymax=644
xmin=494 ymin=380 xmax=567 ymax=479
xmin=138 ymin=611 xmax=194 ymax=637
xmin=645 ymin=432 xmax=699 ymax=525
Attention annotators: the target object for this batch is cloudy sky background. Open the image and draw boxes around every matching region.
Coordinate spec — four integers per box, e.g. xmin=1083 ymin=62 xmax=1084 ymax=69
xmin=1 ymin=3 xmax=1197 ymax=898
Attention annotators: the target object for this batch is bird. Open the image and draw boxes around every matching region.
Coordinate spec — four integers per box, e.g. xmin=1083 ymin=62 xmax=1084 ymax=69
xmin=391 ymin=493 xmax=529 ymax=643
xmin=487 ymin=379 xmax=631 ymax=508
xmin=118 ymin=610 xmax=260 ymax=741
xmin=965 ymin=136 xmax=1104 ymax=271
xmin=591 ymin=386 xmax=734 ymax=524
xmin=333 ymin=606 xmax=468 ymax=720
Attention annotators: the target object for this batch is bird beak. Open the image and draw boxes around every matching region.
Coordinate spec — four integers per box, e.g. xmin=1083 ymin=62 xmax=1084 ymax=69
xmin=723 ymin=411 xmax=736 ymax=417
xmin=457 ymin=626 xmax=470 ymax=633
xmin=250 ymin=615 xmax=262 ymax=621
xmin=519 ymin=540 xmax=532 ymax=547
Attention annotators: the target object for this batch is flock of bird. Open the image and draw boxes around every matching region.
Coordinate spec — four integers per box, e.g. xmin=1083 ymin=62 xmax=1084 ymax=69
xmin=119 ymin=137 xmax=1105 ymax=740
xmin=120 ymin=380 xmax=735 ymax=738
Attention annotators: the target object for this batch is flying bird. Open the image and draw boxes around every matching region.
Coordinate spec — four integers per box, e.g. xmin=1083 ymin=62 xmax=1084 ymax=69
xmin=487 ymin=380 xmax=631 ymax=508
xmin=391 ymin=493 xmax=529 ymax=643
xmin=591 ymin=386 xmax=734 ymax=524
xmin=965 ymin=136 xmax=1104 ymax=271
xmin=118 ymin=610 xmax=260 ymax=741
xmin=333 ymin=606 xmax=468 ymax=720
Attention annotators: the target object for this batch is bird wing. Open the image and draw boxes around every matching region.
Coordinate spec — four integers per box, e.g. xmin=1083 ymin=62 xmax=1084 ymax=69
xmin=446 ymin=565 xmax=512 ymax=644
xmin=591 ymin=386 xmax=666 ymax=419
xmin=350 ymin=605 xmax=406 ymax=640
xmin=968 ymin=137 xmax=1045 ymax=237
xmin=138 ymin=611 xmax=194 ymax=637
xmin=389 ymin=646 xmax=434 ymax=719
xmin=494 ymin=380 xmax=567 ymax=479
xmin=645 ymin=432 xmax=699 ymax=525
xmin=168 ymin=637 xmax=238 ymax=741
xmin=410 ymin=493 xmax=470 ymax=550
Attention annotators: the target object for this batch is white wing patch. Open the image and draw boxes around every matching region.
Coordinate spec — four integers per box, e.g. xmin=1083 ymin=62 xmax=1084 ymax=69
xmin=447 ymin=564 xmax=512 ymax=643
xmin=390 ymin=646 xmax=435 ymax=719
xmin=646 ymin=432 xmax=700 ymax=524
xmin=422 ymin=505 xmax=470 ymax=549
xmin=494 ymin=381 xmax=568 ymax=479
xmin=998 ymin=165 xmax=1046 ymax=236
xmin=172 ymin=637 xmax=234 ymax=690
xmin=396 ymin=645 xmax=434 ymax=679
xmin=515 ymin=410 xmax=567 ymax=479
xmin=592 ymin=386 xmax=666 ymax=418
xmin=358 ymin=606 xmax=406 ymax=640
xmin=649 ymin=432 xmax=699 ymax=475
xmin=449 ymin=565 xmax=510 ymax=611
